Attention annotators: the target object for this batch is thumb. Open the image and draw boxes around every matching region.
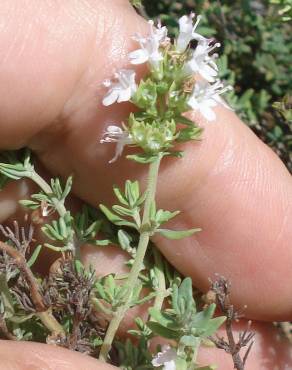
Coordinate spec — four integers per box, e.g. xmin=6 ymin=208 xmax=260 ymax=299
xmin=0 ymin=0 xmax=145 ymax=148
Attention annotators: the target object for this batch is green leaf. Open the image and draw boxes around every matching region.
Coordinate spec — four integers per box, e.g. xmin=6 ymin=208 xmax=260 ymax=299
xmin=127 ymin=153 xmax=159 ymax=164
xmin=157 ymin=228 xmax=201 ymax=239
xmin=94 ymin=239 xmax=111 ymax=246
xmin=201 ymin=316 xmax=226 ymax=338
xmin=74 ymin=206 xmax=102 ymax=244
xmin=112 ymin=205 xmax=133 ymax=218
xmin=62 ymin=176 xmax=73 ymax=200
xmin=99 ymin=204 xmax=137 ymax=229
xmin=118 ymin=229 xmax=132 ymax=252
xmin=190 ymin=304 xmax=226 ymax=338
xmin=27 ymin=245 xmax=42 ymax=268
xmin=42 ymin=223 xmax=63 ymax=241
xmin=175 ymin=357 xmax=188 ymax=370
xmin=180 ymin=335 xmax=199 ymax=347
xmin=19 ymin=199 xmax=39 ymax=210
xmin=132 ymin=78 xmax=158 ymax=110
xmin=41 ymin=213 xmax=73 ymax=242
xmin=74 ymin=259 xmax=86 ymax=275
xmin=113 ymin=185 xmax=128 ymax=206
xmin=177 ymin=126 xmax=203 ymax=142
xmin=175 ymin=115 xmax=197 ymax=126
xmin=99 ymin=204 xmax=125 ymax=223
xmin=173 ymin=278 xmax=196 ymax=317
xmin=147 ymin=321 xmax=180 ymax=340
xmin=148 ymin=308 xmax=180 ymax=330
xmin=155 ymin=209 xmax=180 ymax=224
xmin=9 ymin=313 xmax=35 ymax=324
xmin=0 ymin=274 xmax=15 ymax=318
xmin=125 ymin=180 xmax=140 ymax=207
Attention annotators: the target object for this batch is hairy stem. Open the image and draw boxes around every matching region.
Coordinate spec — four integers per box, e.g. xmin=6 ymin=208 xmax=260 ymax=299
xmin=99 ymin=155 xmax=161 ymax=362
xmin=0 ymin=241 xmax=64 ymax=336
xmin=188 ymin=338 xmax=200 ymax=370
xmin=37 ymin=310 xmax=64 ymax=335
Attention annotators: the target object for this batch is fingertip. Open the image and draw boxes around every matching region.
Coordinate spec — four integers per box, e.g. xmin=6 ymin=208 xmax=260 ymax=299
xmin=0 ymin=340 xmax=116 ymax=370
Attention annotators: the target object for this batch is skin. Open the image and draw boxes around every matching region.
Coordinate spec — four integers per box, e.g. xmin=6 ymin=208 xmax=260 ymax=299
xmin=0 ymin=0 xmax=291 ymax=368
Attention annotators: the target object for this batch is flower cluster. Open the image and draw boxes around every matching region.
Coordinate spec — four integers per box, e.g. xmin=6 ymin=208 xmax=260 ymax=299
xmin=101 ymin=13 xmax=232 ymax=162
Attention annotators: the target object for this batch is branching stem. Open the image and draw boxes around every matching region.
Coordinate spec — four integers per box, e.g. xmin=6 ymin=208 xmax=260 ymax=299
xmin=99 ymin=155 xmax=162 ymax=362
xmin=30 ymin=172 xmax=79 ymax=258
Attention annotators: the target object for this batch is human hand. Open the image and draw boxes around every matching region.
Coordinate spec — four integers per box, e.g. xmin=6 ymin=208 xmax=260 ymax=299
xmin=0 ymin=0 xmax=291 ymax=368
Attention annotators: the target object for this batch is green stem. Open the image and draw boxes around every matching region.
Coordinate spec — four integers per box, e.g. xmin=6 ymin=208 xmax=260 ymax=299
xmin=98 ymin=155 xmax=162 ymax=362
xmin=37 ymin=310 xmax=65 ymax=335
xmin=188 ymin=338 xmax=201 ymax=370
xmin=30 ymin=172 xmax=79 ymax=258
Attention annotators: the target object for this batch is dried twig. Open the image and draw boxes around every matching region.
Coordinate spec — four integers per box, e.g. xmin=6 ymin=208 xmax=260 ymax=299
xmin=209 ymin=276 xmax=255 ymax=370
xmin=0 ymin=221 xmax=34 ymax=255
xmin=0 ymin=240 xmax=64 ymax=335
xmin=0 ymin=241 xmax=45 ymax=311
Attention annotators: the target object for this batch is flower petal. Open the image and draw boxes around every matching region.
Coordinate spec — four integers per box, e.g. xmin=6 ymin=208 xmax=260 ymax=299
xmin=102 ymin=89 xmax=119 ymax=106
xmin=117 ymin=87 xmax=132 ymax=103
xmin=129 ymin=49 xmax=149 ymax=64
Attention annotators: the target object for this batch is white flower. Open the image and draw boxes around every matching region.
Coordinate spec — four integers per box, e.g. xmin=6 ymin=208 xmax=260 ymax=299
xmin=176 ymin=13 xmax=205 ymax=53
xmin=184 ymin=40 xmax=220 ymax=82
xmin=40 ymin=201 xmax=54 ymax=217
xmin=100 ymin=125 xmax=133 ymax=163
xmin=129 ymin=20 xmax=168 ymax=68
xmin=102 ymin=69 xmax=137 ymax=106
xmin=152 ymin=345 xmax=177 ymax=370
xmin=188 ymin=80 xmax=232 ymax=121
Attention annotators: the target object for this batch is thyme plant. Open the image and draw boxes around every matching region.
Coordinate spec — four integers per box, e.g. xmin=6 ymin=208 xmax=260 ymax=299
xmin=0 ymin=13 xmax=254 ymax=370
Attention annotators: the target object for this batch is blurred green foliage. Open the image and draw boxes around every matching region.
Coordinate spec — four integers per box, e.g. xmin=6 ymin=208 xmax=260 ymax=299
xmin=140 ymin=0 xmax=292 ymax=171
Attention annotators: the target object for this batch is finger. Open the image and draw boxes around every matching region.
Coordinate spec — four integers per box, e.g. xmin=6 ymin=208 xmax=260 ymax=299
xmin=0 ymin=0 xmax=145 ymax=148
xmin=30 ymin=16 xmax=292 ymax=320
xmin=0 ymin=340 xmax=115 ymax=370
xmin=0 ymin=1 xmax=291 ymax=321
xmin=0 ymin=179 xmax=35 ymax=223
xmin=0 ymin=321 xmax=291 ymax=370
xmin=197 ymin=321 xmax=292 ymax=369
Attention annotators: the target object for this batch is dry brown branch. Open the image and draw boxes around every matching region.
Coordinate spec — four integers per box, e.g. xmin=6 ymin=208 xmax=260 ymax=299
xmin=209 ymin=276 xmax=255 ymax=370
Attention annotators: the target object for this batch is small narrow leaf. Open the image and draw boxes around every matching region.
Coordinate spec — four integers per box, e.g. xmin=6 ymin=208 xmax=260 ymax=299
xmin=157 ymin=228 xmax=201 ymax=239
xmin=201 ymin=316 xmax=226 ymax=338
xmin=27 ymin=245 xmax=42 ymax=267
xmin=19 ymin=199 xmax=39 ymax=210
xmin=62 ymin=175 xmax=73 ymax=200
xmin=147 ymin=322 xmax=180 ymax=340
xmin=118 ymin=229 xmax=132 ymax=251
xmin=99 ymin=204 xmax=124 ymax=224
xmin=127 ymin=153 xmax=158 ymax=164
xmin=112 ymin=205 xmax=133 ymax=217
xmin=125 ymin=180 xmax=140 ymax=207
xmin=148 ymin=308 xmax=180 ymax=330
xmin=113 ymin=185 xmax=128 ymax=206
